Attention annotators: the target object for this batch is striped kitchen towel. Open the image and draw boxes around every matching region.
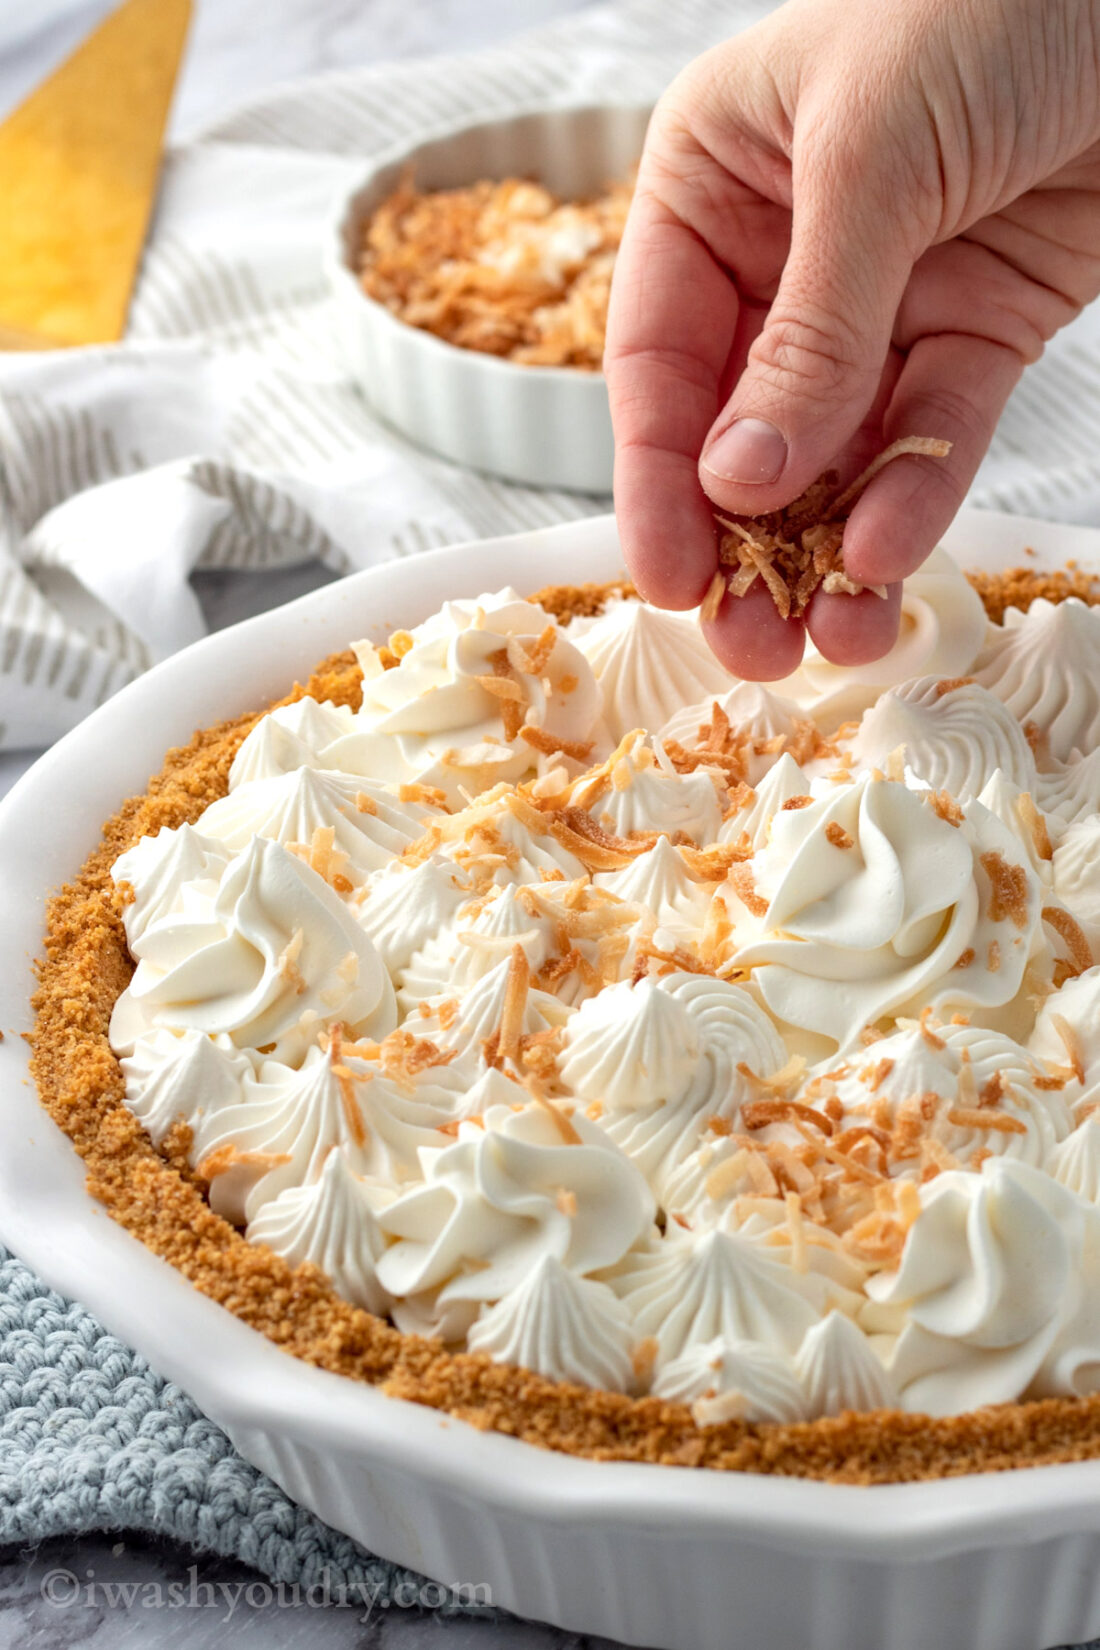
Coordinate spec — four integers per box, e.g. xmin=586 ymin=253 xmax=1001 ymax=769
xmin=1 ymin=0 xmax=1099 ymax=753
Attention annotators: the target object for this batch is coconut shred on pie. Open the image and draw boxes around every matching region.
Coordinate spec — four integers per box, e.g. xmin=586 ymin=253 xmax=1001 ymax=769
xmin=30 ymin=550 xmax=1100 ymax=1478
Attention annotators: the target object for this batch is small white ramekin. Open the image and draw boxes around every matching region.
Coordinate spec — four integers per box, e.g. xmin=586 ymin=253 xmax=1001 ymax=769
xmin=327 ymin=103 xmax=652 ymax=494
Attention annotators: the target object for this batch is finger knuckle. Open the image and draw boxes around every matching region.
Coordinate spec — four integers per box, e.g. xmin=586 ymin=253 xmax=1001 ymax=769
xmin=902 ymin=385 xmax=987 ymax=462
xmin=749 ymin=311 xmax=868 ymax=407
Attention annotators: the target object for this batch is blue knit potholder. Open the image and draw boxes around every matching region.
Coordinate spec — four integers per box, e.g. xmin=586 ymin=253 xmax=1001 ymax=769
xmin=0 ymin=1245 xmax=492 ymax=1616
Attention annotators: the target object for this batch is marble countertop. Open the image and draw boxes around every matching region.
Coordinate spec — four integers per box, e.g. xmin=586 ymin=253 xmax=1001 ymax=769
xmin=0 ymin=3 xmax=640 ymax=1647
xmin=0 ymin=0 xmax=600 ymax=138
xmin=0 ymin=1531 xmax=640 ymax=1649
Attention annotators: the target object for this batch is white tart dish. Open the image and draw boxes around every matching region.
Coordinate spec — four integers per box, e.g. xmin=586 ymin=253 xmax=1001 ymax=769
xmin=5 ymin=509 xmax=1100 ymax=1650
xmin=327 ymin=103 xmax=651 ymax=493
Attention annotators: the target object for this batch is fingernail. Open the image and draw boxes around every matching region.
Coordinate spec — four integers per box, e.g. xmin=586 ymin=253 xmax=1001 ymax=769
xmin=703 ymin=417 xmax=788 ymax=485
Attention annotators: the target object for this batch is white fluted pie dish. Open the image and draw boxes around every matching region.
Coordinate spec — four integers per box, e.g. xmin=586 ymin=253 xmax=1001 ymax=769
xmin=327 ymin=103 xmax=650 ymax=493
xmin=4 ymin=509 xmax=1100 ymax=1650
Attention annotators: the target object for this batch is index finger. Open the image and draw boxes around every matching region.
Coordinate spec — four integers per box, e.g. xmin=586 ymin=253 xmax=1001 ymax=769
xmin=604 ymin=187 xmax=737 ymax=609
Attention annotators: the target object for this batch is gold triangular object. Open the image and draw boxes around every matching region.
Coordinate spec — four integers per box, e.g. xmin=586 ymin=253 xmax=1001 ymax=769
xmin=0 ymin=0 xmax=191 ymax=348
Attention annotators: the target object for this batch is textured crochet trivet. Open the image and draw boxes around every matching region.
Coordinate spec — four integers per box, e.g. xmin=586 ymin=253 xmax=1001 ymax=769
xmin=0 ymin=1246 xmax=491 ymax=1617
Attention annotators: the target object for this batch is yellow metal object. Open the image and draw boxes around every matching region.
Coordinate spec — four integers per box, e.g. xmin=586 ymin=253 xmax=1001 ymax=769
xmin=0 ymin=0 xmax=191 ymax=348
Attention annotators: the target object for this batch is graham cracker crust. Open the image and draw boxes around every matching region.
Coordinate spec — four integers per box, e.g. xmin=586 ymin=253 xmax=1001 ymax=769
xmin=28 ymin=576 xmax=1100 ymax=1486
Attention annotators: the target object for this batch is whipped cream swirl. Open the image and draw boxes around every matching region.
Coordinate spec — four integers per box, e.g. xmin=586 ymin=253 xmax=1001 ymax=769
xmin=112 ymin=835 xmax=396 ymax=1064
xmin=733 ymin=774 xmax=1044 ymax=1052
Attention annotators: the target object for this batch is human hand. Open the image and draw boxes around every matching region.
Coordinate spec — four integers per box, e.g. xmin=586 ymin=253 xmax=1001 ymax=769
xmin=605 ymin=0 xmax=1100 ymax=679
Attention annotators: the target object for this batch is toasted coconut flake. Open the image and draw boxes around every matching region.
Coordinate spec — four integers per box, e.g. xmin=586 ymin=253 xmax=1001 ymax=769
xmin=782 ymin=1191 xmax=810 ymax=1274
xmin=497 ymin=944 xmax=531 ymax=1063
xmin=947 ymin=1106 xmax=1027 ymax=1136
xmin=825 ymin=821 xmax=854 ymax=850
xmin=766 ymin=1140 xmax=819 ymax=1200
xmin=895 ymin=1180 xmax=923 ymax=1231
xmin=1043 ymin=906 xmax=1094 ymax=976
xmin=826 ymin=437 xmax=953 ymax=517
xmin=397 ymin=782 xmax=451 ymax=810
xmin=527 ymin=1083 xmax=582 ymax=1145
xmin=833 ymin=1124 xmax=890 ymax=1168
xmin=701 ymin=1148 xmax=748 ymax=1201
xmin=1015 ymin=793 xmax=1053 ymax=862
xmin=736 ymin=1055 xmax=807 ymax=1098
xmin=327 ymin=1029 xmax=369 ymax=1147
xmin=744 ymin=1149 xmax=781 ymax=1197
xmin=547 ymin=806 xmax=656 ymax=872
xmin=724 ymin=783 xmax=755 ymax=819
xmin=611 ymin=757 xmax=635 ymax=793
xmin=883 ymin=747 xmax=907 ymax=784
xmin=700 ymin=570 xmax=727 ymax=623
xmin=566 ymin=731 xmax=649 ymax=810
xmin=702 ymin=702 xmax=731 ymax=751
xmin=814 ymin=1136 xmax=884 ymax=1187
xmin=288 ymin=826 xmax=355 ymax=893
xmin=918 ymin=1009 xmax=946 ymax=1050
xmin=632 ymin=935 xmax=709 ymax=980
xmin=679 ymin=842 xmax=752 ymax=880
xmin=459 ymin=928 xmax=541 ymax=955
xmin=197 ymin=1144 xmax=292 ymax=1181
xmin=825 ymin=570 xmax=888 ymax=599
xmin=663 ymin=737 xmax=749 ymax=789
xmin=1050 ymin=1012 xmax=1086 ymax=1084
xmin=519 ymin=1026 xmax=563 ymax=1079
xmin=507 ymin=624 xmax=558 ymax=678
xmin=276 ymin=927 xmax=307 ymax=995
xmin=868 ymin=1058 xmax=895 ymax=1092
xmin=980 ymin=852 xmax=1030 ymax=929
xmin=727 ymin=862 xmax=769 ymax=918
xmin=979 ymin=1071 xmax=1007 ymax=1109
xmin=727 ymin=562 xmax=759 ymax=598
xmin=919 ymin=1136 xmax=959 ymax=1180
xmin=519 ymin=725 xmax=593 ymax=761
xmin=476 ymin=673 xmax=526 ymax=703
xmin=632 ymin=1336 xmax=659 ymax=1385
xmin=742 ymin=1097 xmax=833 ymax=1136
xmin=374 ymin=1028 xmax=457 ymax=1084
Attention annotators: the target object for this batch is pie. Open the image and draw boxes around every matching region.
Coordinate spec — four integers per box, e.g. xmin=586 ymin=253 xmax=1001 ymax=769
xmin=32 ymin=553 xmax=1100 ymax=1484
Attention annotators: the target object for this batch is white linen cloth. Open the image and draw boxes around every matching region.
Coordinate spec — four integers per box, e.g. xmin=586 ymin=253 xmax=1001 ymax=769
xmin=2 ymin=0 xmax=1100 ymax=754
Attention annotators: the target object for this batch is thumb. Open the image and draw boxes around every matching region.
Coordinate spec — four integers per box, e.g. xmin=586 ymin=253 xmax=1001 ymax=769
xmin=700 ymin=146 xmax=920 ymax=512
